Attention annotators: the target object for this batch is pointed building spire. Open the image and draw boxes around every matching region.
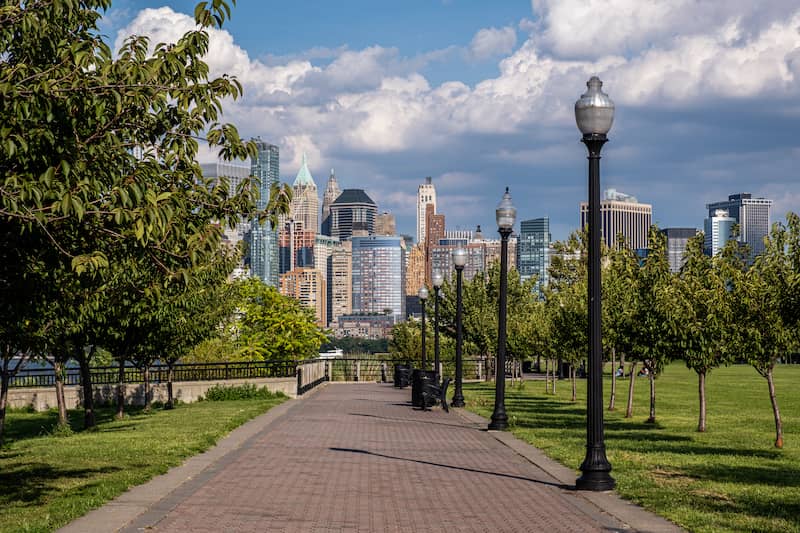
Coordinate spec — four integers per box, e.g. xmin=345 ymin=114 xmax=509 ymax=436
xmin=293 ymin=151 xmax=316 ymax=188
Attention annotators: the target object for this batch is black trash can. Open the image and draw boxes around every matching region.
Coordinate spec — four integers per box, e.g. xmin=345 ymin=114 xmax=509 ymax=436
xmin=394 ymin=364 xmax=411 ymax=388
xmin=411 ymin=369 xmax=437 ymax=408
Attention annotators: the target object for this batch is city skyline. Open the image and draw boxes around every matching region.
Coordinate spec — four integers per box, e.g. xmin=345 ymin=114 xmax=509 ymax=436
xmin=106 ymin=1 xmax=800 ymax=241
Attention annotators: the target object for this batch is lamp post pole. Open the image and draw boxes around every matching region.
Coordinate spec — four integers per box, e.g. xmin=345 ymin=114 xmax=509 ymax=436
xmin=432 ymin=272 xmax=444 ymax=382
xmin=575 ymin=76 xmax=615 ymax=491
xmin=451 ymin=248 xmax=467 ymax=408
xmin=418 ymin=287 xmax=429 ymax=370
xmin=489 ymin=188 xmax=516 ymax=431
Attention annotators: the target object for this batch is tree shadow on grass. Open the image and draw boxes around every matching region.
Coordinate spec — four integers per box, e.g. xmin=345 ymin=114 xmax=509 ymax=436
xmin=0 ymin=463 xmax=122 ymax=506
xmin=687 ymin=487 xmax=800 ymax=529
xmin=3 ymin=406 xmax=153 ymax=445
xmin=679 ymin=462 xmax=800 ymax=488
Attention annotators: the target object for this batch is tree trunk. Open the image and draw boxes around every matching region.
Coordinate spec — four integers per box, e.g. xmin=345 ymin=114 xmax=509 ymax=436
xmin=608 ymin=347 xmax=616 ymax=411
xmin=697 ymin=370 xmax=706 ymax=432
xmin=165 ymin=364 xmax=175 ymax=409
xmin=551 ymin=360 xmax=556 ymax=394
xmin=54 ymin=359 xmax=68 ymax=428
xmin=78 ymin=352 xmax=96 ymax=429
xmin=625 ymin=361 xmax=637 ymax=418
xmin=0 ymin=365 xmax=9 ymax=447
xmin=143 ymin=366 xmax=151 ymax=410
xmin=116 ymin=357 xmax=126 ymax=419
xmin=570 ymin=366 xmax=576 ymax=402
xmin=544 ymin=358 xmax=550 ymax=394
xmin=766 ymin=365 xmax=783 ymax=448
xmin=646 ymin=368 xmax=656 ymax=423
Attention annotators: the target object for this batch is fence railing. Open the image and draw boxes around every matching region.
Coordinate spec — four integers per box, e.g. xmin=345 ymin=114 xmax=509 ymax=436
xmin=8 ymin=356 xmax=488 ymax=393
xmin=9 ymin=360 xmax=298 ymax=389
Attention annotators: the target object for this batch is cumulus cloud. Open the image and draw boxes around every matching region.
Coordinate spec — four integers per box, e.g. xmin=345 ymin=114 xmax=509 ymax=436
xmin=469 ymin=26 xmax=518 ymax=60
xmin=115 ymin=3 xmax=800 ymax=235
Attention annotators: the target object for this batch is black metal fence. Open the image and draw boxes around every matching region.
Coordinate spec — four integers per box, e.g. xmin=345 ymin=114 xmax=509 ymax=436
xmin=9 ymin=360 xmax=298 ymax=389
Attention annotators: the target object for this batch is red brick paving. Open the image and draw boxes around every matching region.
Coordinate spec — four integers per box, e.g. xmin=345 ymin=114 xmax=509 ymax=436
xmin=123 ymin=383 xmax=626 ymax=532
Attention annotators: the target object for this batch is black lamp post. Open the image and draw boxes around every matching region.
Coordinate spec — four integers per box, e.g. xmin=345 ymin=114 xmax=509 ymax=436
xmin=489 ymin=188 xmax=516 ymax=431
xmin=432 ymin=271 xmax=444 ymax=381
xmin=575 ymin=75 xmax=615 ymax=491
xmin=418 ymin=286 xmax=429 ymax=370
xmin=451 ymin=247 xmax=467 ymax=408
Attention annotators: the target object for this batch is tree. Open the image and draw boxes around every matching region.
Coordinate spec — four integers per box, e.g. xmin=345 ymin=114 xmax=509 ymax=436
xmin=234 ymin=279 xmax=327 ymax=360
xmin=670 ymin=233 xmax=735 ymax=432
xmin=732 ymin=217 xmax=799 ymax=448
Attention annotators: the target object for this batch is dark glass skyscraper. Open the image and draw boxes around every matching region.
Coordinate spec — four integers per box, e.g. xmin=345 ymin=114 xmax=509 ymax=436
xmin=517 ymin=217 xmax=550 ymax=294
xmin=706 ymin=193 xmax=772 ymax=261
xmin=249 ymin=138 xmax=280 ymax=286
xmin=329 ymin=189 xmax=377 ymax=241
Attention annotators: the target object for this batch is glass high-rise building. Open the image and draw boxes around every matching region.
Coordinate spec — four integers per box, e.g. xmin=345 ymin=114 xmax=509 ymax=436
xmin=329 ymin=189 xmax=377 ymax=241
xmin=249 ymin=138 xmax=280 ymax=286
xmin=706 ymin=193 xmax=772 ymax=261
xmin=661 ymin=227 xmax=697 ymax=272
xmin=351 ymin=236 xmax=405 ymax=321
xmin=517 ymin=217 xmax=551 ymax=293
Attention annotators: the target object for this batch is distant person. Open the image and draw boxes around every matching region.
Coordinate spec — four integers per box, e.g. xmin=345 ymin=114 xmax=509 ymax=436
xmin=615 ymin=366 xmax=624 ymax=378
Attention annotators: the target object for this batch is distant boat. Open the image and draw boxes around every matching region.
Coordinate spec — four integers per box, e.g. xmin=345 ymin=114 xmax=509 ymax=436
xmin=318 ymin=348 xmax=344 ymax=359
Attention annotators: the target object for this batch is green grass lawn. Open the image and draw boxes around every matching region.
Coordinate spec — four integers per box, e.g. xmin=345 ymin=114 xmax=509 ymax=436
xmin=463 ymin=363 xmax=800 ymax=533
xmin=0 ymin=396 xmax=286 ymax=533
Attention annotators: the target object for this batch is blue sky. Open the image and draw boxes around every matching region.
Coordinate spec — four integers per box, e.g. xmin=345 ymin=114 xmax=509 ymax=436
xmin=104 ymin=0 xmax=800 ymax=241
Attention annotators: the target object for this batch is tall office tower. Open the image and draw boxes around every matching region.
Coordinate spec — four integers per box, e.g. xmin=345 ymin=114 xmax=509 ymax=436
xmin=481 ymin=237 xmax=517 ymax=273
xmin=375 ymin=211 xmax=396 ymax=236
xmin=405 ymin=244 xmax=425 ymax=295
xmin=430 ymin=243 xmax=485 ymax=281
xmin=249 ymin=138 xmax=280 ymax=286
xmin=329 ymin=240 xmax=352 ymax=327
xmin=704 ymin=209 xmax=736 ymax=256
xmin=279 ymin=267 xmax=326 ymax=327
xmin=278 ymin=220 xmax=315 ymax=274
xmin=287 ymin=153 xmax=319 ymax=233
xmin=706 ymin=193 xmax=772 ymax=260
xmin=517 ymin=217 xmax=551 ymax=292
xmin=321 ymin=168 xmax=341 ymax=236
xmin=424 ymin=203 xmax=446 ymax=284
xmin=580 ymin=188 xmax=652 ymax=250
xmin=200 ymin=161 xmax=252 ymax=248
xmin=329 ymin=189 xmax=377 ymax=240
xmin=351 ymin=235 xmax=406 ymax=321
xmin=417 ymin=176 xmax=437 ymax=244
xmin=661 ymin=227 xmax=698 ymax=272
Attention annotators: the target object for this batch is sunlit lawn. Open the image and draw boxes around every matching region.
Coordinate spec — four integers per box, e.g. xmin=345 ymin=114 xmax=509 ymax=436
xmin=464 ymin=363 xmax=800 ymax=533
xmin=0 ymin=396 xmax=286 ymax=533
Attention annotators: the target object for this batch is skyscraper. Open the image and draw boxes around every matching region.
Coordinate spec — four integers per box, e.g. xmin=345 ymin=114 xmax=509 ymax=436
xmin=329 ymin=189 xmax=377 ymax=240
xmin=200 ymin=160 xmax=251 ymax=249
xmin=329 ymin=240 xmax=352 ymax=326
xmin=661 ymin=227 xmax=698 ymax=272
xmin=375 ymin=211 xmax=396 ymax=236
xmin=580 ymin=189 xmax=652 ymax=250
xmin=321 ymin=168 xmax=341 ymax=236
xmin=289 ymin=153 xmax=319 ymax=233
xmin=351 ymin=235 xmax=406 ymax=321
xmin=279 ymin=267 xmax=326 ymax=327
xmin=706 ymin=193 xmax=772 ymax=260
xmin=517 ymin=217 xmax=551 ymax=293
xmin=417 ymin=176 xmax=436 ymax=244
xmin=249 ymin=138 xmax=280 ymax=286
xmin=704 ymin=209 xmax=736 ymax=256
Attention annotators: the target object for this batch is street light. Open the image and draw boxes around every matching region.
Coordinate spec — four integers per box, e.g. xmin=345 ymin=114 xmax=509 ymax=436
xmin=575 ymin=75 xmax=615 ymax=491
xmin=432 ymin=271 xmax=444 ymax=381
xmin=489 ymin=187 xmax=516 ymax=431
xmin=451 ymin=247 xmax=467 ymax=407
xmin=418 ymin=286 xmax=429 ymax=370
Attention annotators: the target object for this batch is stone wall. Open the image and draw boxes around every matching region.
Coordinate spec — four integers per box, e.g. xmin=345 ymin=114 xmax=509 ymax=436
xmin=6 ymin=377 xmax=297 ymax=412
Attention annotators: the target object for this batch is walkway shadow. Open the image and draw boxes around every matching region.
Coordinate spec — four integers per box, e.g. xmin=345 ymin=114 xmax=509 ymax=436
xmin=349 ymin=413 xmax=480 ymax=430
xmin=329 ymin=447 xmax=572 ymax=490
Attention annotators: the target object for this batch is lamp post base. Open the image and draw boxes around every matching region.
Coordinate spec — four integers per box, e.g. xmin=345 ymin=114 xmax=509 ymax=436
xmin=488 ymin=413 xmax=508 ymax=431
xmin=576 ymin=446 xmax=615 ymax=491
xmin=451 ymin=396 xmax=465 ymax=408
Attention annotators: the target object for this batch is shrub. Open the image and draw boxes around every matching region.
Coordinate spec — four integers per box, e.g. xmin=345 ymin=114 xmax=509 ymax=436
xmin=203 ymin=383 xmax=285 ymax=401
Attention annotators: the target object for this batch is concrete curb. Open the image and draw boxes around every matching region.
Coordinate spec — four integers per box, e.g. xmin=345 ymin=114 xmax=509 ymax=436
xmin=452 ymin=407 xmax=686 ymax=533
xmin=57 ymin=383 xmax=328 ymax=533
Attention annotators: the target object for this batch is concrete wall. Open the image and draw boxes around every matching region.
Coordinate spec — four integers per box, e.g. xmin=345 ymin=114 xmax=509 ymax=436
xmin=6 ymin=377 xmax=297 ymax=412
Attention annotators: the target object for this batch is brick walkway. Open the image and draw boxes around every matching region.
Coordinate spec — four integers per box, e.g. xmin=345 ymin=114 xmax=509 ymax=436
xmin=66 ymin=383 xmax=683 ymax=532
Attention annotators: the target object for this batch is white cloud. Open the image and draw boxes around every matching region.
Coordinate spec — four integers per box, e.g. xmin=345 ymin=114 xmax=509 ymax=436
xmin=469 ymin=26 xmax=518 ymax=60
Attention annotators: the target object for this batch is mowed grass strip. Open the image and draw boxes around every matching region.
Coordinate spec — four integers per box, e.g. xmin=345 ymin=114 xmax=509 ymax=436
xmin=463 ymin=363 xmax=800 ymax=533
xmin=0 ymin=395 xmax=287 ymax=533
